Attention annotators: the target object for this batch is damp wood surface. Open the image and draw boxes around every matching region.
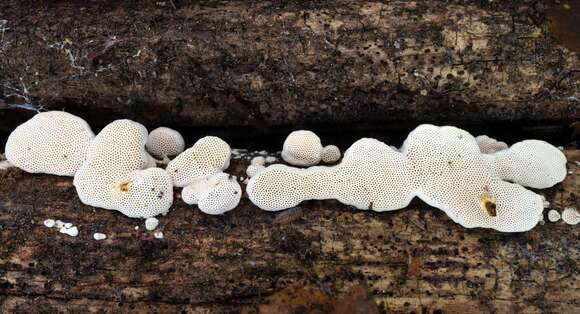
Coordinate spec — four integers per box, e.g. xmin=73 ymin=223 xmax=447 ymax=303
xmin=0 ymin=150 xmax=578 ymax=314
xmin=0 ymin=1 xmax=579 ymax=136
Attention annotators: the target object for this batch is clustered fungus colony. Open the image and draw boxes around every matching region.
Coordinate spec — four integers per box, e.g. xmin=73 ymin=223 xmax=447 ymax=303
xmin=2 ymin=111 xmax=575 ymax=235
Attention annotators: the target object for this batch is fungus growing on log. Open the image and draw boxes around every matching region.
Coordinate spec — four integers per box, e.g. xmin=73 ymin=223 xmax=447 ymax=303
xmin=321 ymin=145 xmax=341 ymax=163
xmin=249 ymin=125 xmax=551 ymax=232
xmin=166 ymin=136 xmax=231 ymax=187
xmin=475 ymin=135 xmax=508 ymax=154
xmin=73 ymin=120 xmax=173 ymax=218
xmin=282 ymin=130 xmax=323 ymax=166
xmin=248 ymin=138 xmax=417 ymax=212
xmin=5 ymin=111 xmax=95 ymax=176
xmin=562 ymin=207 xmax=579 ymax=225
xmin=181 ymin=173 xmax=242 ymax=215
xmin=246 ymin=164 xmax=265 ymax=178
xmin=401 ymin=124 xmax=544 ymax=232
xmin=146 ymin=127 xmax=185 ymax=160
xmin=487 ymin=140 xmax=567 ymax=189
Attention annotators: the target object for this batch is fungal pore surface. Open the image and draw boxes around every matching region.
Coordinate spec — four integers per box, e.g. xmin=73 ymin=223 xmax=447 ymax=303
xmin=182 ymin=173 xmax=242 ymax=215
xmin=5 ymin=111 xmax=95 ymax=176
xmin=73 ymin=120 xmax=173 ymax=218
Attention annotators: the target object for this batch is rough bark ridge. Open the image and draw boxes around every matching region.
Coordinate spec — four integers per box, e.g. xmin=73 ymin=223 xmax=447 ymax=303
xmin=0 ymin=150 xmax=578 ymax=313
xmin=0 ymin=1 xmax=578 ymax=133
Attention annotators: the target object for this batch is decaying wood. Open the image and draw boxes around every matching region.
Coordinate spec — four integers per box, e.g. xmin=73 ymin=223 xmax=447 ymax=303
xmin=0 ymin=150 xmax=578 ymax=313
xmin=0 ymin=1 xmax=578 ymax=133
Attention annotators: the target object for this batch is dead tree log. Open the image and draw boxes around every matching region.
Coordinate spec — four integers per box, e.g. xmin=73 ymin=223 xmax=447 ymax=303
xmin=0 ymin=1 xmax=578 ymax=134
xmin=0 ymin=150 xmax=578 ymax=313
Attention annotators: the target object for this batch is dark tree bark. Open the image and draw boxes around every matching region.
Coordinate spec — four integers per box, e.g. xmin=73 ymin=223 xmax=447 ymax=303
xmin=0 ymin=1 xmax=578 ymax=135
xmin=0 ymin=150 xmax=578 ymax=313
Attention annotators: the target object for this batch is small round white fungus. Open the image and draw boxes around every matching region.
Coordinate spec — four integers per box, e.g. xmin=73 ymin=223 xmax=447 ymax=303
xmin=246 ymin=164 xmax=265 ymax=178
xmin=146 ymin=127 xmax=185 ymax=159
xmin=281 ymin=130 xmax=323 ymax=166
xmin=321 ymin=145 xmax=341 ymax=163
xmin=547 ymin=210 xmax=561 ymax=222
xmin=93 ymin=233 xmax=107 ymax=240
xmin=265 ymin=156 xmax=277 ymax=163
xmin=154 ymin=231 xmax=164 ymax=239
xmin=145 ymin=217 xmax=159 ymax=231
xmin=60 ymin=226 xmax=79 ymax=237
xmin=562 ymin=207 xmax=579 ymax=225
xmin=43 ymin=219 xmax=55 ymax=228
xmin=251 ymin=156 xmax=266 ymax=166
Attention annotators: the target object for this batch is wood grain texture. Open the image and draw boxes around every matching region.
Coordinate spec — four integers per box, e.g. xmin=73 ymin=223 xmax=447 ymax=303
xmin=0 ymin=1 xmax=578 ymax=133
xmin=0 ymin=150 xmax=578 ymax=313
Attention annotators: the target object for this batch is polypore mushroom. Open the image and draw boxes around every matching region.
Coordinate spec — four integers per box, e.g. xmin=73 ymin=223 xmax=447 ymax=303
xmin=166 ymin=136 xmax=231 ymax=187
xmin=486 ymin=140 xmax=567 ymax=189
xmin=181 ymin=173 xmax=242 ymax=215
xmin=146 ymin=127 xmax=185 ymax=160
xmin=282 ymin=130 xmax=323 ymax=166
xmin=251 ymin=156 xmax=266 ymax=166
xmin=248 ymin=138 xmax=417 ymax=212
xmin=547 ymin=210 xmax=561 ymax=222
xmin=475 ymin=135 xmax=508 ymax=154
xmin=73 ymin=119 xmax=173 ymax=218
xmin=5 ymin=111 xmax=94 ymax=176
xmin=321 ymin=145 xmax=341 ymax=163
xmin=562 ymin=207 xmax=579 ymax=225
xmin=400 ymin=124 xmax=543 ymax=232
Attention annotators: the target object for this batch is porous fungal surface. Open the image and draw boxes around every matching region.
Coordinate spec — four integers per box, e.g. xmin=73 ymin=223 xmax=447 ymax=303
xmin=5 ymin=111 xmax=95 ymax=176
xmin=475 ymin=135 xmax=508 ymax=154
xmin=488 ymin=140 xmax=567 ymax=189
xmin=248 ymin=138 xmax=417 ymax=212
xmin=562 ymin=207 xmax=579 ymax=225
xmin=166 ymin=136 xmax=231 ymax=187
xmin=281 ymin=130 xmax=323 ymax=166
xmin=547 ymin=210 xmax=561 ymax=222
xmin=146 ymin=127 xmax=185 ymax=159
xmin=73 ymin=120 xmax=173 ymax=218
xmin=401 ymin=125 xmax=544 ymax=232
xmin=182 ymin=173 xmax=241 ymax=215
xmin=321 ymin=145 xmax=341 ymax=163
xmin=250 ymin=124 xmax=549 ymax=232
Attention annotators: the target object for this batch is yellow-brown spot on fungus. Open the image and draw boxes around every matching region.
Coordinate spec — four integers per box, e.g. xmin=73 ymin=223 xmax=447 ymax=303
xmin=480 ymin=193 xmax=497 ymax=217
xmin=114 ymin=180 xmax=132 ymax=193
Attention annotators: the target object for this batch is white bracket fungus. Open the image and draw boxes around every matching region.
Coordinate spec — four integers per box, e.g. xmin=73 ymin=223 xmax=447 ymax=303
xmin=166 ymin=136 xmax=231 ymax=187
xmin=5 ymin=111 xmax=95 ymax=176
xmin=248 ymin=138 xmax=417 ymax=212
xmin=282 ymin=130 xmax=323 ymax=166
xmin=145 ymin=217 xmax=159 ymax=231
xmin=146 ymin=127 xmax=185 ymax=160
xmin=93 ymin=233 xmax=107 ymax=240
xmin=282 ymin=130 xmax=341 ymax=166
xmin=562 ymin=207 xmax=579 ymax=225
xmin=249 ymin=125 xmax=551 ymax=232
xmin=475 ymin=135 xmax=508 ymax=154
xmin=73 ymin=120 xmax=174 ymax=218
xmin=181 ymin=173 xmax=242 ymax=215
xmin=321 ymin=145 xmax=341 ymax=163
xmin=547 ymin=210 xmax=561 ymax=222
xmin=486 ymin=140 xmax=567 ymax=189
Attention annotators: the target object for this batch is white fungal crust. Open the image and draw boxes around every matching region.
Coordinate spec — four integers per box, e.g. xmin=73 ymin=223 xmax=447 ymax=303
xmin=475 ymin=135 xmax=508 ymax=154
xmin=182 ymin=173 xmax=241 ymax=215
xmin=246 ymin=164 xmax=265 ymax=178
xmin=562 ymin=207 xmax=579 ymax=225
xmin=490 ymin=140 xmax=567 ymax=189
xmin=251 ymin=156 xmax=266 ymax=166
xmin=321 ymin=145 xmax=341 ymax=163
xmin=248 ymin=138 xmax=417 ymax=212
xmin=281 ymin=130 xmax=323 ymax=166
xmin=166 ymin=136 xmax=231 ymax=187
xmin=73 ymin=120 xmax=173 ymax=218
xmin=5 ymin=111 xmax=95 ymax=176
xmin=547 ymin=210 xmax=561 ymax=222
xmin=146 ymin=127 xmax=185 ymax=159
xmin=401 ymin=125 xmax=543 ymax=232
